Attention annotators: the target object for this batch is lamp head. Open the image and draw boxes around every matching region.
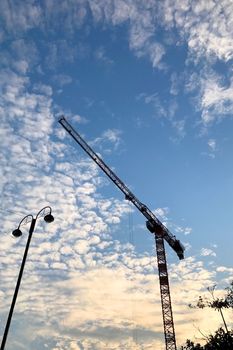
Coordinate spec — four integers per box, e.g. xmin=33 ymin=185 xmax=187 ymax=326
xmin=44 ymin=213 xmax=54 ymax=223
xmin=12 ymin=228 xmax=23 ymax=238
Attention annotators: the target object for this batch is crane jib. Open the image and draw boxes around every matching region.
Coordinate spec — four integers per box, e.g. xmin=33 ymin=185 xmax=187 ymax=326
xmin=58 ymin=116 xmax=185 ymax=260
xmin=58 ymin=115 xmax=186 ymax=350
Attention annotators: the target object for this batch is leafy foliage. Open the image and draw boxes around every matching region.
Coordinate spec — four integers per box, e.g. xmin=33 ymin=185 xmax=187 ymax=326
xmin=225 ymin=281 xmax=233 ymax=308
xmin=181 ymin=282 xmax=233 ymax=349
xmin=190 ymin=282 xmax=233 ymax=311
xmin=194 ymin=294 xmax=230 ymax=311
xmin=181 ymin=328 xmax=233 ymax=350
xmin=180 ymin=339 xmax=204 ymax=349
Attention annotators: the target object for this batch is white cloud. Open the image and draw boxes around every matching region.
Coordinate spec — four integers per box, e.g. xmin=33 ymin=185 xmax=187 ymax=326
xmin=172 ymin=119 xmax=186 ymax=138
xmin=216 ymin=266 xmax=233 ymax=273
xmin=208 ymin=139 xmax=216 ymax=152
xmin=91 ymin=128 xmax=122 ymax=153
xmin=175 ymin=225 xmax=192 ymax=236
xmin=33 ymin=83 xmax=53 ymax=96
xmin=205 ymin=138 xmax=218 ymax=158
xmin=201 ymin=76 xmax=233 ymax=124
xmin=185 ymin=69 xmax=233 ymax=126
xmin=0 ymin=0 xmax=41 ymax=33
xmin=94 ymin=46 xmax=114 ymax=65
xmin=1 ymin=0 xmax=233 ymax=69
xmin=200 ymin=248 xmax=217 ymax=257
xmin=87 ymin=0 xmax=233 ymax=65
xmin=86 ymin=1 xmax=166 ymax=68
xmin=52 ymin=73 xmax=73 ymax=87
xmin=148 ymin=42 xmax=166 ymax=68
xmin=103 ymin=129 xmax=121 ymax=145
xmin=170 ymin=72 xmax=181 ymax=96
xmin=153 ymin=207 xmax=169 ymax=220
xmin=51 ymin=262 xmax=68 ymax=270
xmin=12 ymin=60 xmax=29 ymax=74
xmin=159 ymin=0 xmax=233 ymax=62
xmin=10 ymin=38 xmax=39 ymax=68
xmin=137 ymin=92 xmax=187 ymax=137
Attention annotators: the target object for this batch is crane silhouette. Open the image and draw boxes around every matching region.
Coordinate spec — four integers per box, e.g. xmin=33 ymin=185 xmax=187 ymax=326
xmin=59 ymin=116 xmax=185 ymax=350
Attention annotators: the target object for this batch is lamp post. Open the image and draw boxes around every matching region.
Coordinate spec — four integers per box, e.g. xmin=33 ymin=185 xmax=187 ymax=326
xmin=0 ymin=206 xmax=54 ymax=350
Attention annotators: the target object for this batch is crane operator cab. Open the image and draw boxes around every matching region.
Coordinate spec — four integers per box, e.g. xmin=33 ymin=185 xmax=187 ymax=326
xmin=173 ymin=240 xmax=185 ymax=260
xmin=146 ymin=220 xmax=185 ymax=260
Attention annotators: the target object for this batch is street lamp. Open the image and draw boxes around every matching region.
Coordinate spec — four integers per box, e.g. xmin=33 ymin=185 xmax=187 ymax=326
xmin=0 ymin=206 xmax=54 ymax=350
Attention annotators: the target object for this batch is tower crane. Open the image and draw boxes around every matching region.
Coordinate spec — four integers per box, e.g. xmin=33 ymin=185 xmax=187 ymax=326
xmin=59 ymin=116 xmax=185 ymax=350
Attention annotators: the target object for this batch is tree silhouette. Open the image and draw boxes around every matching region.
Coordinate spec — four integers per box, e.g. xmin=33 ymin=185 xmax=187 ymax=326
xmin=181 ymin=281 xmax=233 ymax=349
xmin=189 ymin=282 xmax=232 ymax=333
xmin=181 ymin=328 xmax=233 ymax=350
xmin=225 ymin=281 xmax=233 ymax=308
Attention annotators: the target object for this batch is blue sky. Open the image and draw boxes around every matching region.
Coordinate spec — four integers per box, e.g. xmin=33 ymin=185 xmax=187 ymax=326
xmin=0 ymin=1 xmax=233 ymax=349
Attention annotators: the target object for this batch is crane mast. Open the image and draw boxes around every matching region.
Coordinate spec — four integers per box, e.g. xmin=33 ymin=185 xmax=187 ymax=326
xmin=59 ymin=116 xmax=185 ymax=350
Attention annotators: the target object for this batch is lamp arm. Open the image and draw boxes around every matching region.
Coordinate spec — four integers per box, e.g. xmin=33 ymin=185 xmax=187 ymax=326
xmin=17 ymin=214 xmax=33 ymax=229
xmin=35 ymin=206 xmax=52 ymax=220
